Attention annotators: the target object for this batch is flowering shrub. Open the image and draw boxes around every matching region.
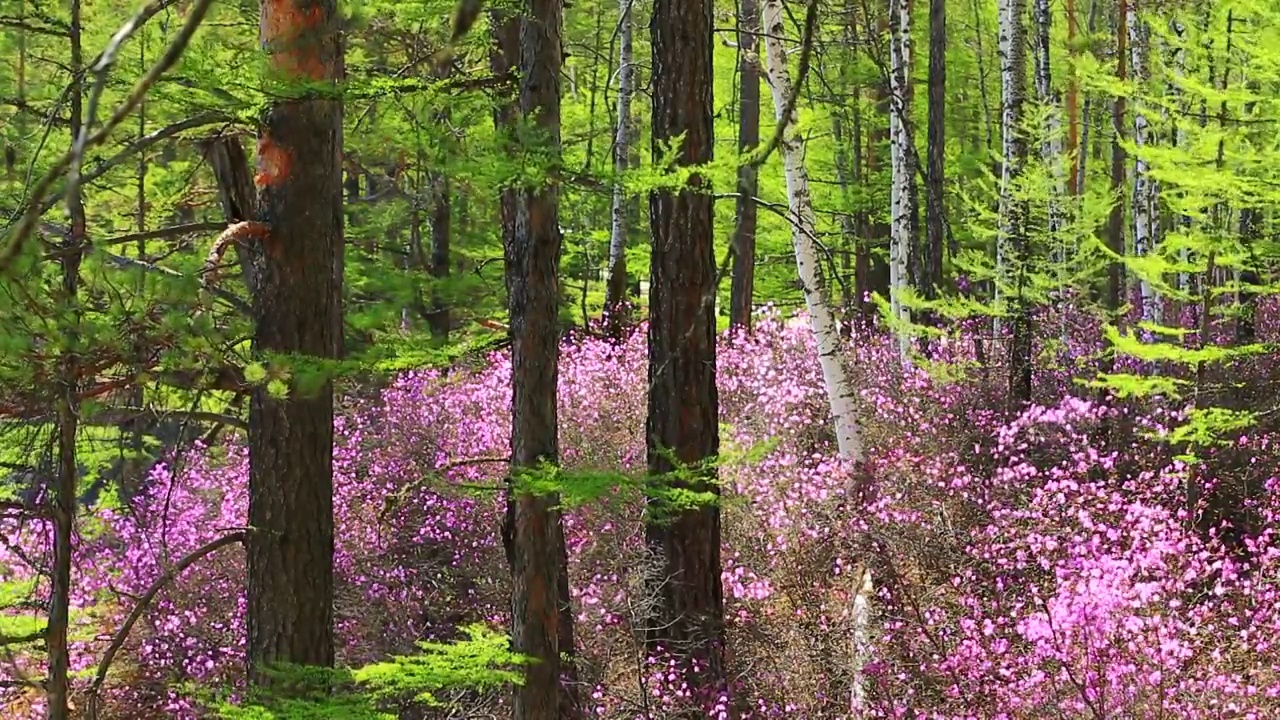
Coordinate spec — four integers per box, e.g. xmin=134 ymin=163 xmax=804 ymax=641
xmin=2 ymin=309 xmax=1279 ymax=718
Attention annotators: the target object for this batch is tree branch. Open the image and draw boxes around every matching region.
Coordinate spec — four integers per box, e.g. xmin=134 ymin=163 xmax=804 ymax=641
xmin=96 ymin=248 xmax=252 ymax=315
xmin=0 ymin=0 xmax=218 ymax=275
xmin=749 ymin=0 xmax=819 ymax=169
xmin=86 ymin=531 xmax=246 ymax=712
xmin=95 ymin=221 xmax=228 ymax=248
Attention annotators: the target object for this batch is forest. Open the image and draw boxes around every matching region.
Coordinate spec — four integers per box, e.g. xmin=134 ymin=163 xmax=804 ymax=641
xmin=0 ymin=0 xmax=1278 ymax=716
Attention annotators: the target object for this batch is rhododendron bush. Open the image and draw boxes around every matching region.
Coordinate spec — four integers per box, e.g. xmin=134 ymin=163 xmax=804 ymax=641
xmin=3 ymin=312 xmax=1280 ymax=718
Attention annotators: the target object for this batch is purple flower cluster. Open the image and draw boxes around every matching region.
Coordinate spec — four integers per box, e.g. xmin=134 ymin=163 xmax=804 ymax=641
xmin=2 ymin=307 xmax=1279 ymax=718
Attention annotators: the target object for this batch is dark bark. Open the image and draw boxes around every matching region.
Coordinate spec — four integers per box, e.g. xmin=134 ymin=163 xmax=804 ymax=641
xmin=924 ymin=0 xmax=946 ymax=340
xmin=246 ymin=0 xmax=343 ymax=680
xmin=200 ymin=135 xmax=261 ymax=291
xmin=1236 ymin=207 xmax=1260 ymax=345
xmin=501 ymin=1 xmax=578 ymax=717
xmin=428 ymin=171 xmax=451 ymax=339
xmin=1105 ymin=0 xmax=1127 ymax=322
xmin=647 ymin=0 xmax=726 ymax=704
xmin=48 ymin=1 xmax=86 ymax=715
xmin=730 ymin=0 xmax=760 ymax=331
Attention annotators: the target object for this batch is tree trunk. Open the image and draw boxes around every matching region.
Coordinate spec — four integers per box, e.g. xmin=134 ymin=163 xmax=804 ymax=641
xmin=998 ymin=0 xmax=1032 ymax=405
xmin=503 ymin=1 xmax=577 ymax=717
xmin=247 ymin=0 xmax=343 ymax=680
xmin=646 ymin=0 xmax=725 ymax=704
xmin=762 ymin=0 xmax=865 ymax=462
xmin=730 ymin=0 xmax=761 ymax=331
xmin=888 ymin=0 xmax=916 ymax=363
xmin=1106 ymin=0 xmax=1127 ymax=323
xmin=762 ymin=0 xmax=869 ymax=708
xmin=1128 ymin=1 xmax=1159 ymax=326
xmin=428 ymin=171 xmax=451 ymax=339
xmin=605 ymin=0 xmax=636 ymax=331
xmin=47 ymin=1 xmax=87 ymax=714
xmin=1066 ymin=0 xmax=1080 ymax=196
xmin=924 ymin=0 xmax=946 ymax=342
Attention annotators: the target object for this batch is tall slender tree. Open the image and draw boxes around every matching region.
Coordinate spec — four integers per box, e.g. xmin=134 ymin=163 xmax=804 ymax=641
xmin=888 ymin=0 xmax=916 ymax=363
xmin=503 ymin=0 xmax=577 ymax=717
xmin=246 ymin=0 xmax=344 ymax=678
xmin=48 ymin=1 xmax=87 ymax=715
xmin=646 ymin=0 xmax=725 ymax=701
xmin=924 ymin=0 xmax=946 ymax=341
xmin=605 ymin=0 xmax=637 ymax=329
xmin=998 ymin=0 xmax=1032 ymax=403
xmin=731 ymin=0 xmax=761 ymax=331
xmin=1128 ymin=0 xmax=1159 ymax=325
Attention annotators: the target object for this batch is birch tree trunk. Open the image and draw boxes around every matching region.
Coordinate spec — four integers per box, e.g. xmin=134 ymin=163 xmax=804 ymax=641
xmin=998 ymin=0 xmax=1032 ymax=404
xmin=1128 ymin=1 xmax=1160 ymax=326
xmin=888 ymin=0 xmax=915 ymax=364
xmin=605 ymin=0 xmax=635 ymax=325
xmin=762 ymin=4 xmax=870 ymax=710
xmin=762 ymin=0 xmax=864 ymax=462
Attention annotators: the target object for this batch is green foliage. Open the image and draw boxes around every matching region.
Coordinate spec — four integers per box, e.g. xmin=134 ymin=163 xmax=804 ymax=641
xmin=211 ymin=625 xmax=523 ymax=719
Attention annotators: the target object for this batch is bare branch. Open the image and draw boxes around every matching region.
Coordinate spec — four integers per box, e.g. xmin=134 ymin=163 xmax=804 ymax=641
xmin=86 ymin=531 xmax=246 ymax=712
xmin=0 ymin=0 xmax=218 ymax=275
xmin=96 ymin=248 xmax=252 ymax=315
xmin=95 ymin=221 xmax=228 ymax=248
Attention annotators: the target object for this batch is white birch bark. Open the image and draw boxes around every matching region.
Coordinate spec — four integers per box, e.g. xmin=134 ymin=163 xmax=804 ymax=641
xmin=763 ymin=5 xmax=870 ymax=709
xmin=1129 ymin=3 xmax=1160 ymax=325
xmin=762 ymin=0 xmax=864 ymax=464
xmin=607 ymin=0 xmax=635 ymax=284
xmin=888 ymin=0 xmax=914 ymax=363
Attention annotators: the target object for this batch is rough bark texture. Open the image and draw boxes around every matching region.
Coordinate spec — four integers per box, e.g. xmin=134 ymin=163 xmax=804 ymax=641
xmin=1106 ymin=0 xmax=1128 ymax=322
xmin=605 ymin=0 xmax=635 ymax=329
xmin=730 ymin=0 xmax=761 ymax=331
xmin=647 ymin=0 xmax=726 ymax=699
xmin=247 ymin=0 xmax=343 ymax=678
xmin=502 ymin=2 xmax=577 ymax=718
xmin=428 ymin=171 xmax=451 ymax=338
xmin=924 ymin=0 xmax=946 ymax=337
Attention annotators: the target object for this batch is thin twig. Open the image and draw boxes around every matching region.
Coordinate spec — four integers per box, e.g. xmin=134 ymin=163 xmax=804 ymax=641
xmin=86 ymin=531 xmax=246 ymax=718
xmin=1 ymin=0 xmax=217 ymax=275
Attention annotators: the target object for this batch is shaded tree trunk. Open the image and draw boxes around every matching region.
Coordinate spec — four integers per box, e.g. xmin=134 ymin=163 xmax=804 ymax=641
xmin=502 ymin=1 xmax=579 ymax=717
xmin=646 ymin=0 xmax=726 ymax=705
xmin=428 ymin=171 xmax=451 ymax=339
xmin=48 ymin=2 xmax=87 ymax=715
xmin=924 ymin=0 xmax=946 ymax=342
xmin=1105 ymin=0 xmax=1128 ymax=323
xmin=730 ymin=0 xmax=761 ymax=331
xmin=247 ymin=0 xmax=343 ymax=680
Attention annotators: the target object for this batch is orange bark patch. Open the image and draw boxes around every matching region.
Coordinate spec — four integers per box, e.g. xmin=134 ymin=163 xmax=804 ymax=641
xmin=261 ymin=0 xmax=331 ymax=81
xmin=255 ymin=135 xmax=292 ymax=188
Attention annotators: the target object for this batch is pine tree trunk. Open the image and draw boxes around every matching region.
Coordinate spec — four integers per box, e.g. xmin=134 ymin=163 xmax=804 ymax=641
xmin=731 ymin=0 xmax=761 ymax=331
xmin=605 ymin=0 xmax=636 ymax=329
xmin=428 ymin=171 xmax=451 ymax=338
xmin=503 ymin=1 xmax=578 ymax=717
xmin=888 ymin=0 xmax=916 ymax=363
xmin=1106 ymin=0 xmax=1128 ymax=323
xmin=48 ymin=2 xmax=86 ymax=714
xmin=646 ymin=0 xmax=726 ymax=703
xmin=247 ymin=0 xmax=343 ymax=679
xmin=924 ymin=0 xmax=946 ymax=342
